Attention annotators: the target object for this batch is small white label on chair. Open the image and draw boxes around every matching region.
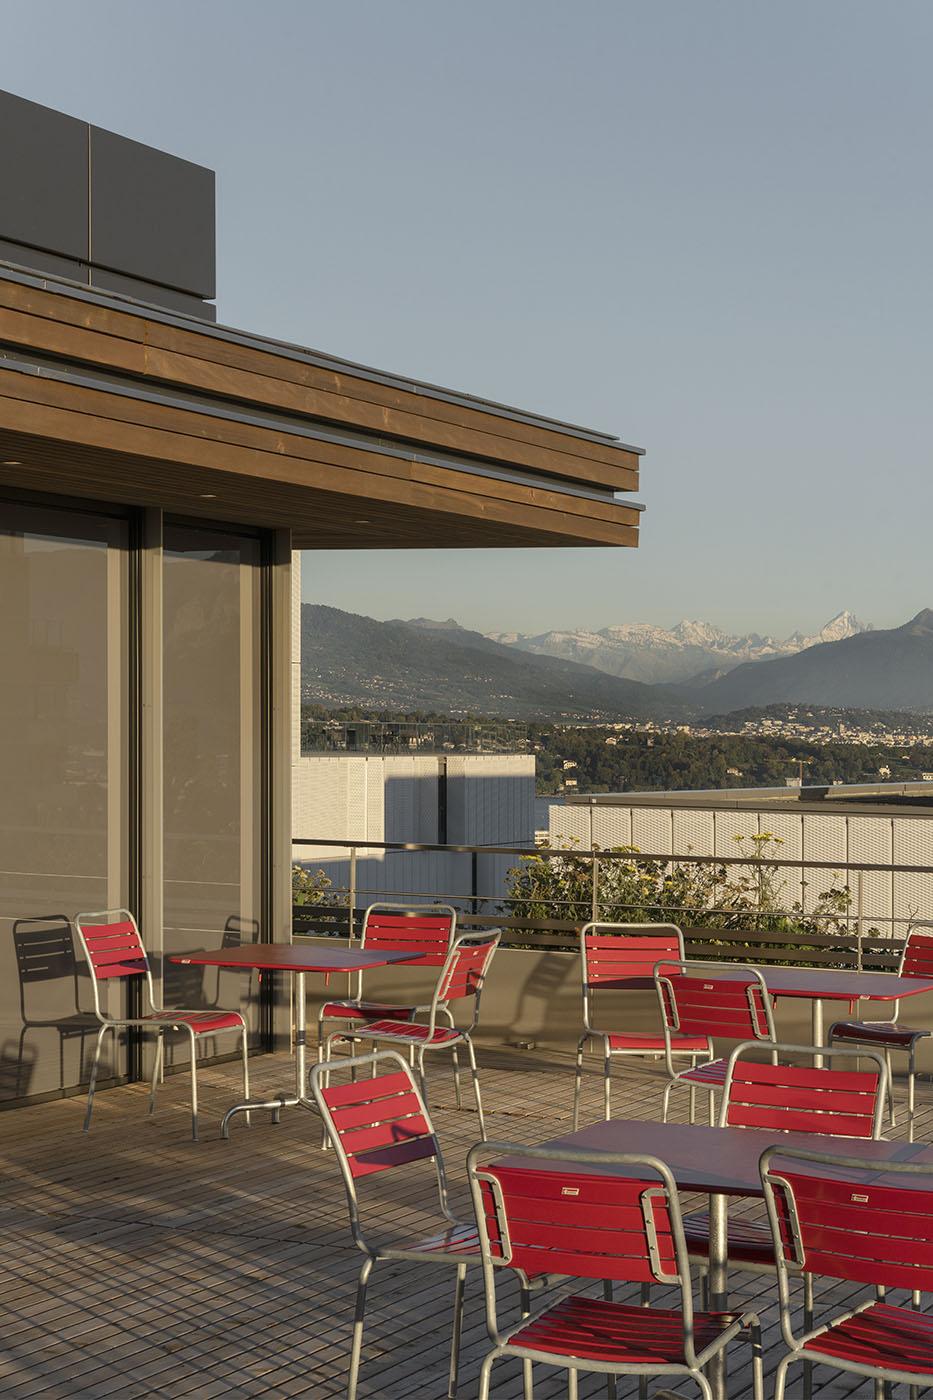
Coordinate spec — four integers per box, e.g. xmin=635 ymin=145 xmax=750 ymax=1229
xmin=850 ymin=1193 xmax=869 ymax=1203
xmin=561 ymin=1187 xmax=580 ymax=1196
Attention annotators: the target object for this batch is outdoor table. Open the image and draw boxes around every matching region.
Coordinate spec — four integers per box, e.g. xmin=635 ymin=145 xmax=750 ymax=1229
xmin=716 ymin=965 xmax=933 ymax=1054
xmin=170 ymin=944 xmax=418 ymax=1135
xmin=494 ymin=1116 xmax=933 ymax=1400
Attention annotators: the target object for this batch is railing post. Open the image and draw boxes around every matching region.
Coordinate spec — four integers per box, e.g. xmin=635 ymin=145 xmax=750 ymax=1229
xmin=348 ymin=845 xmax=357 ymax=943
xmin=591 ymin=847 xmax=599 ymax=923
xmin=856 ymin=869 xmax=864 ymax=971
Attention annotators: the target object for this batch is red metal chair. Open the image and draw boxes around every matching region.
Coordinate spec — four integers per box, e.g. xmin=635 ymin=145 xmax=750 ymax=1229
xmin=317 ymin=902 xmax=457 ymax=1056
xmin=761 ymin=1143 xmax=933 ymax=1399
xmin=469 ymin=1140 xmax=763 ymax=1400
xmin=828 ymin=919 xmax=933 ymax=1140
xmin=310 ymin=1048 xmax=541 ymax=1400
xmin=682 ymin=1041 xmax=887 ymax=1284
xmin=573 ymin=922 xmax=710 ymax=1129
xmin=74 ymin=909 xmax=249 ymax=1140
xmin=654 ymin=960 xmax=777 ymax=1123
xmin=324 ymin=929 xmax=500 ymax=1136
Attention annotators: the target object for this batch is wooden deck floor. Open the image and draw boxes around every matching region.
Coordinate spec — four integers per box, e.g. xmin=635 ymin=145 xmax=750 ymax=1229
xmin=0 ymin=1046 xmax=929 ymax=1399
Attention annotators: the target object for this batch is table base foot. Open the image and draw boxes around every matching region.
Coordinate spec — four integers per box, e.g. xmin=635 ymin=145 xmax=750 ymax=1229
xmin=221 ymin=1092 xmax=317 ymax=1138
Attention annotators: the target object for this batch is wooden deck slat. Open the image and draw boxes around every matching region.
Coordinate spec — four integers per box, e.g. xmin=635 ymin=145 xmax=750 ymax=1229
xmin=1 ymin=1047 xmax=931 ymax=1396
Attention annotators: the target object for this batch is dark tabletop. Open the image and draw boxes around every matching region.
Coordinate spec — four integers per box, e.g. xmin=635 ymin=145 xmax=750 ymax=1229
xmin=169 ymin=945 xmax=418 ymax=974
xmin=715 ymin=966 xmax=933 ymax=1002
xmin=494 ymin=1117 xmax=933 ymax=1197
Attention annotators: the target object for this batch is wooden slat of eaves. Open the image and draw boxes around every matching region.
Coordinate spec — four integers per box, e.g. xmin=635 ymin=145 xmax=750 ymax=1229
xmin=0 ymin=279 xmax=641 ymax=491
xmin=0 ymin=447 xmax=638 ymax=550
xmin=0 ymin=369 xmax=641 ymax=534
xmin=0 ymin=397 xmax=639 ymax=550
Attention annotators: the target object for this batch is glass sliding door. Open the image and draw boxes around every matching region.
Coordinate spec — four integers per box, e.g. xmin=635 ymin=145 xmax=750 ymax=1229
xmin=162 ymin=523 xmax=264 ymax=1050
xmin=0 ymin=500 xmax=130 ymax=1104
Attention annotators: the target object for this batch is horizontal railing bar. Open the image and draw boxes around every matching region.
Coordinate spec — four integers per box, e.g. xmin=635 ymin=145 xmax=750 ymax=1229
xmin=292 ymin=835 xmax=933 ymax=877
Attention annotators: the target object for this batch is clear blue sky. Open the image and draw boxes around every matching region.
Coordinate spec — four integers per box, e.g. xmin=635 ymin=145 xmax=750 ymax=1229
xmin=4 ymin=1 xmax=931 ymax=638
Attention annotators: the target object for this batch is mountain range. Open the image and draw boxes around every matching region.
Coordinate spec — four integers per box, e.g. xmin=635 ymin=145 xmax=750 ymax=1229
xmin=695 ymin=609 xmax=933 ymax=713
xmin=485 ymin=611 xmax=871 ymax=685
xmin=302 ymin=605 xmax=933 ymax=720
xmin=300 ymin=605 xmax=691 ymax=720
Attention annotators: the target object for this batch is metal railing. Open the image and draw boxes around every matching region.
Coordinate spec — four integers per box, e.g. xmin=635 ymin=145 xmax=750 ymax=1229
xmin=291 ymin=835 xmax=933 ymax=970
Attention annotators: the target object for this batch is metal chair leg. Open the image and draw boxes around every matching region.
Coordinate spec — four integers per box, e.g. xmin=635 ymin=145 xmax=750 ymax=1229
xmin=347 ymin=1256 xmax=373 ymax=1400
xmin=885 ymin=1048 xmax=896 ymax=1126
xmin=750 ymin=1318 xmax=764 ymax=1400
xmin=465 ymin=1036 xmax=486 ymax=1138
xmin=240 ymin=1022 xmax=251 ymax=1127
xmin=601 ymin=1279 xmax=617 ymax=1400
xmin=478 ymin=1349 xmax=498 ymax=1400
xmin=662 ymin=1081 xmax=673 ymax=1123
xmin=84 ymin=1024 xmax=111 ymax=1132
xmin=567 ymin=1367 xmax=579 ymax=1399
xmin=148 ymin=1034 xmax=163 ymax=1115
xmin=803 ymin=1273 xmax=814 ymax=1400
xmin=908 ymin=1046 xmax=917 ymax=1142
xmin=603 ymin=1037 xmax=612 ymax=1121
xmin=188 ymin=1028 xmax=199 ymax=1141
xmin=446 ymin=1262 xmax=466 ymax=1399
xmin=572 ymin=1035 xmax=586 ymax=1131
xmin=519 ymin=1283 xmax=534 ymax=1400
xmin=451 ymin=1045 xmax=463 ymax=1110
xmin=707 ymin=1088 xmax=715 ymax=1125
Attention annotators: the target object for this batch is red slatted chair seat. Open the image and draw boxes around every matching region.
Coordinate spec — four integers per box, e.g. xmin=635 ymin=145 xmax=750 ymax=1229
xmin=675 ymin=1057 xmax=729 ymax=1086
xmin=607 ymin=1031 xmax=708 ymax=1051
xmin=508 ymin=1295 xmax=742 ymax=1366
xmin=320 ymin=1000 xmax=415 ymax=1023
xmin=829 ymin=1018 xmax=928 ymax=1048
xmin=358 ymin=1018 xmax=461 ymax=1045
xmin=800 ymin=1302 xmax=933 ymax=1373
xmin=143 ymin=1010 xmax=245 ymax=1035
xmin=387 ymin=1222 xmax=481 ymax=1261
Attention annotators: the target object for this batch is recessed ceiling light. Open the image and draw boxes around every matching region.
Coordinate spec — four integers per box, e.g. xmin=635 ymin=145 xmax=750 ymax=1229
xmin=1 ymin=459 xmax=21 ymax=466
xmin=199 ymin=492 xmax=218 ymax=499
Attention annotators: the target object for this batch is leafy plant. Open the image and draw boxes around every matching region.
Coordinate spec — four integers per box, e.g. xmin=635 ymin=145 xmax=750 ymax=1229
xmin=292 ymin=864 xmax=336 ymax=907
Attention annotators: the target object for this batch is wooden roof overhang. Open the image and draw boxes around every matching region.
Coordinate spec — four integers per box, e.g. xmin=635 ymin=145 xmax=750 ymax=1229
xmin=0 ymin=268 xmax=644 ymax=548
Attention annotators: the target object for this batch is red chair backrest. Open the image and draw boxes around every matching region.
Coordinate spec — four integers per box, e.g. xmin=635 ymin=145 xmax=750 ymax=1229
xmin=903 ymin=928 xmax=933 ymax=979
xmin=478 ymin=1165 xmax=680 ymax=1285
xmin=726 ymin=1058 xmax=881 ymax=1137
xmin=362 ymin=910 xmax=454 ymax=967
xmin=660 ymin=969 xmax=772 ymax=1041
xmin=318 ymin=1069 xmax=438 ymax=1179
xmin=584 ymin=929 xmax=683 ymax=990
xmin=767 ymin=1158 xmax=933 ymax=1293
xmin=78 ymin=916 xmax=148 ymax=981
xmin=438 ymin=934 xmax=498 ymax=1003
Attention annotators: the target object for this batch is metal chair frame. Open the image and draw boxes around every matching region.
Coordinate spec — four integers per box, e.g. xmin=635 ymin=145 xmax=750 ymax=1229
xmin=572 ymin=922 xmax=707 ymax=1130
xmin=655 ymin=959 xmax=777 ymax=1124
xmin=469 ymin=1139 xmax=764 ymax=1400
xmin=828 ymin=918 xmax=933 ymax=1141
xmin=74 ymin=909 xmax=250 ymax=1141
xmin=316 ymin=901 xmax=458 ymax=1056
xmin=761 ymin=1143 xmax=933 ymax=1399
xmin=324 ymin=929 xmax=501 ymax=1137
xmin=309 ymin=1048 xmax=542 ymax=1400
